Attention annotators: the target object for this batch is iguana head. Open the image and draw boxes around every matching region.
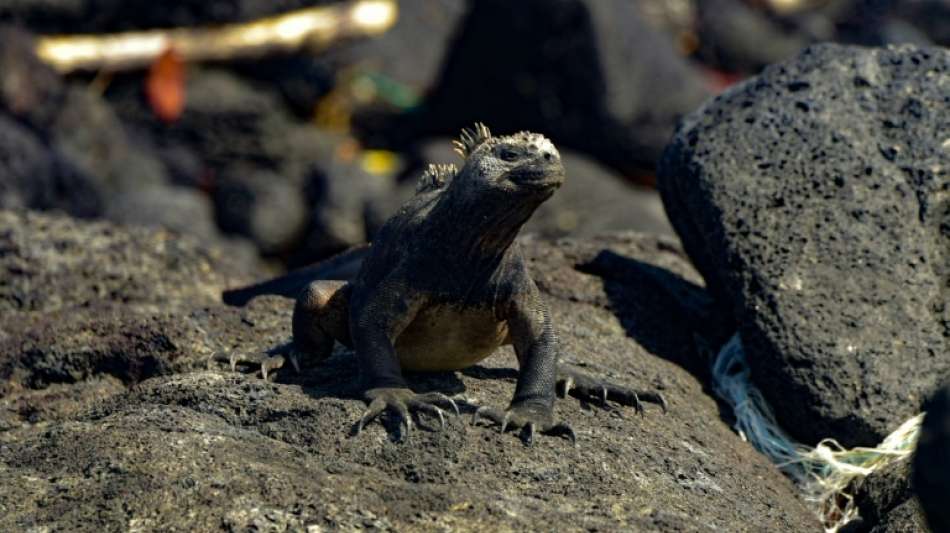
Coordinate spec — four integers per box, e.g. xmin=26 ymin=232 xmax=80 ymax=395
xmin=414 ymin=124 xmax=565 ymax=259
xmin=453 ymin=123 xmax=565 ymax=200
xmin=419 ymin=124 xmax=564 ymax=198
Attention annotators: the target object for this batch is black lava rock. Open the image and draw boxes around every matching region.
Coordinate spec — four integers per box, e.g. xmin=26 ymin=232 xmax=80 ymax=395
xmin=109 ymin=69 xmax=292 ymax=171
xmin=659 ymin=44 xmax=950 ymax=447
xmin=0 ymin=211 xmax=821 ymax=531
xmin=849 ymin=460 xmax=928 ymax=533
xmin=320 ymin=0 xmax=466 ymax=97
xmin=0 ymin=114 xmax=102 ymax=218
xmin=914 ymin=386 xmax=950 ymax=533
xmin=213 ymin=165 xmax=308 ymax=255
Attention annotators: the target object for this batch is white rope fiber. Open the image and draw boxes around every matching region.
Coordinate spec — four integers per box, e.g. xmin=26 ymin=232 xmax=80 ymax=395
xmin=711 ymin=333 xmax=923 ymax=532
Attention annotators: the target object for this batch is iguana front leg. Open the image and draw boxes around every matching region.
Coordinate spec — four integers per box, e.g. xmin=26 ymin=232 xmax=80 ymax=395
xmin=473 ymin=280 xmax=575 ymax=445
xmin=350 ymin=281 xmax=459 ymax=439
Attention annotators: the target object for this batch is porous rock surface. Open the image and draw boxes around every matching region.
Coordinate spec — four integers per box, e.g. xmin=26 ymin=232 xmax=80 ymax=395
xmin=849 ymin=460 xmax=928 ymax=533
xmin=659 ymin=43 xmax=950 ymax=447
xmin=0 ymin=209 xmax=267 ymax=429
xmin=914 ymin=386 xmax=950 ymax=533
xmin=0 ymin=210 xmax=819 ymax=531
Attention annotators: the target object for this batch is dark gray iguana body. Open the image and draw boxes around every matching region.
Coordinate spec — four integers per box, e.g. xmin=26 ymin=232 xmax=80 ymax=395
xmin=224 ymin=124 xmax=666 ymax=443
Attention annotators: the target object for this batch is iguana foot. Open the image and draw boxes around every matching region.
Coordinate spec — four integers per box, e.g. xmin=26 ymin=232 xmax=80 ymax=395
xmin=558 ymin=367 xmax=667 ymax=415
xmin=472 ymin=402 xmax=576 ymax=446
xmin=356 ymin=388 xmax=460 ymax=441
xmin=212 ymin=350 xmax=301 ymax=380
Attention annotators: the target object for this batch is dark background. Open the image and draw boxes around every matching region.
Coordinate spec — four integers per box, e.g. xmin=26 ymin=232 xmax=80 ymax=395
xmin=1 ymin=0 xmax=946 ymax=272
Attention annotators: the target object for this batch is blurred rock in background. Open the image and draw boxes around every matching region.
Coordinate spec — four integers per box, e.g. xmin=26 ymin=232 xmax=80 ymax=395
xmin=353 ymin=0 xmax=712 ymax=184
xmin=1 ymin=0 xmax=946 ymax=269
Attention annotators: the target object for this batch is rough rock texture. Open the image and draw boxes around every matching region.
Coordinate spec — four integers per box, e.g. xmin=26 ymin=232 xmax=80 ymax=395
xmin=914 ymin=386 xmax=950 ymax=533
xmin=867 ymin=500 xmax=929 ymax=533
xmin=0 ymin=211 xmax=819 ymax=531
xmin=0 ymin=210 xmax=268 ymax=429
xmin=849 ymin=460 xmax=929 ymax=533
xmin=0 ymin=210 xmax=255 ymax=314
xmin=659 ymin=44 xmax=950 ymax=447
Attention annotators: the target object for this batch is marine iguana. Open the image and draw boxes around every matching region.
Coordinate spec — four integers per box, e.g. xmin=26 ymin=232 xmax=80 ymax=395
xmin=222 ymin=124 xmax=666 ymax=444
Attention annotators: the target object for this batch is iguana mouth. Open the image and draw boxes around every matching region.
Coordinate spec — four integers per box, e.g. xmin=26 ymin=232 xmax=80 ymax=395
xmin=509 ymin=166 xmax=564 ymax=188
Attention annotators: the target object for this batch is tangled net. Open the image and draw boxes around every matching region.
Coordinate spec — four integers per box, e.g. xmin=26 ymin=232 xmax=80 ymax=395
xmin=711 ymin=333 xmax=923 ymax=532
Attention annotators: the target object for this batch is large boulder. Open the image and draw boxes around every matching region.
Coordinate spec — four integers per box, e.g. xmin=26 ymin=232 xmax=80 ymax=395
xmin=0 ymin=211 xmax=819 ymax=531
xmin=659 ymin=43 xmax=949 ymax=447
xmin=914 ymin=386 xmax=950 ymax=533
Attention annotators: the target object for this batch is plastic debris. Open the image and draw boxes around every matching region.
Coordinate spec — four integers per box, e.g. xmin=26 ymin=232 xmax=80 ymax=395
xmin=712 ymin=332 xmax=923 ymax=532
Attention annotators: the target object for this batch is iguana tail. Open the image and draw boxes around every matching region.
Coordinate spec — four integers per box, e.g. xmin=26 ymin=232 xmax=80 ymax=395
xmin=222 ymin=244 xmax=370 ymax=306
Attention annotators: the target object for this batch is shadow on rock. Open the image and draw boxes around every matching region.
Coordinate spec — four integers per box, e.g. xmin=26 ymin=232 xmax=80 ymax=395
xmin=261 ymin=346 xmax=469 ymax=415
xmin=577 ymin=249 xmax=731 ymax=381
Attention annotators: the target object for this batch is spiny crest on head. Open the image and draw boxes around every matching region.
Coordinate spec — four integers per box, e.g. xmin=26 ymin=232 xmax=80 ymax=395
xmin=452 ymin=122 xmax=492 ymax=158
xmin=416 ymin=163 xmax=458 ymax=193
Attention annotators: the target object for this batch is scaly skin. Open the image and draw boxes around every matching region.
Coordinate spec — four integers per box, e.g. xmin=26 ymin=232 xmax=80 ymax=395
xmin=223 ymin=124 xmax=666 ymax=444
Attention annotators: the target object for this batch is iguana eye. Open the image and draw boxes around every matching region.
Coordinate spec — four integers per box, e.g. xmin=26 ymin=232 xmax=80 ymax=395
xmin=499 ymin=148 xmax=519 ymax=162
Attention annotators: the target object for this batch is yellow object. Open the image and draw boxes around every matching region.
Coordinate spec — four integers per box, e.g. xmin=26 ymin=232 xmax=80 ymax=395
xmin=35 ymin=0 xmax=397 ymax=73
xmin=360 ymin=150 xmax=398 ymax=176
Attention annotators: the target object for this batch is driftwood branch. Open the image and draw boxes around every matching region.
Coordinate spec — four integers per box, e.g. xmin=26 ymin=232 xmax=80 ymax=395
xmin=34 ymin=0 xmax=397 ymax=73
xmin=761 ymin=0 xmax=832 ymax=15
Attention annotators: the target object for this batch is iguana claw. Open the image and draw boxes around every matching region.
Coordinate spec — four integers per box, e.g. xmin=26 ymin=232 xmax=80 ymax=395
xmin=355 ymin=388 xmax=459 ymax=440
xmin=472 ymin=403 xmax=576 ymax=446
xmin=557 ymin=367 xmax=666 ymax=414
xmin=213 ymin=350 xmax=303 ymax=381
